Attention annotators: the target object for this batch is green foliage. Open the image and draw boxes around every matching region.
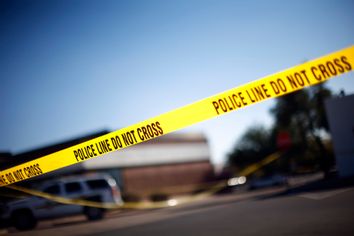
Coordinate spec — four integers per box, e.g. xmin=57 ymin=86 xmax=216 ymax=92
xmin=310 ymin=83 xmax=332 ymax=131
xmin=228 ymin=124 xmax=276 ymax=169
xmin=237 ymin=125 xmax=272 ymax=151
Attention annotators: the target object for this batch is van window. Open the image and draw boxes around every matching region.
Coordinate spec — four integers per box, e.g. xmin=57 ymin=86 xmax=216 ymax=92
xmin=86 ymin=179 xmax=110 ymax=190
xmin=43 ymin=184 xmax=60 ymax=195
xmin=65 ymin=182 xmax=82 ymax=194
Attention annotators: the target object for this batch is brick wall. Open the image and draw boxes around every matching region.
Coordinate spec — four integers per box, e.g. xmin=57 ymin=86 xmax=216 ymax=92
xmin=122 ymin=161 xmax=214 ymax=197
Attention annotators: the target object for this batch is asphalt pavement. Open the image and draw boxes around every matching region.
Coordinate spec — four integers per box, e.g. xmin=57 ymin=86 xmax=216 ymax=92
xmin=100 ymin=184 xmax=354 ymax=236
xmin=5 ymin=176 xmax=354 ymax=236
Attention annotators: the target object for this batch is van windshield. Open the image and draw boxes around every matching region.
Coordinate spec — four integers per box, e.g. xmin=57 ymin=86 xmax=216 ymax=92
xmin=86 ymin=179 xmax=110 ymax=190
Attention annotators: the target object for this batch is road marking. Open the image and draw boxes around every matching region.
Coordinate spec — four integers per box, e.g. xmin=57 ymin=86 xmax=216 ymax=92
xmin=298 ymin=187 xmax=353 ymax=200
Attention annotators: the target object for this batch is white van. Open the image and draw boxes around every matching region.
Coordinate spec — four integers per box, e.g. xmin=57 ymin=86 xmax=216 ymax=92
xmin=0 ymin=174 xmax=123 ymax=230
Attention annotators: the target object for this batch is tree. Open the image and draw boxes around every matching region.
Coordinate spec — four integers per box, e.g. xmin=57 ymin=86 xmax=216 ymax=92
xmin=308 ymin=83 xmax=334 ymax=177
xmin=270 ymin=83 xmax=333 ymax=177
xmin=310 ymin=83 xmax=332 ymax=131
xmin=228 ymin=125 xmax=276 ymax=171
xmin=228 ymin=83 xmax=334 ymax=178
xmin=271 ymin=88 xmax=311 ymax=150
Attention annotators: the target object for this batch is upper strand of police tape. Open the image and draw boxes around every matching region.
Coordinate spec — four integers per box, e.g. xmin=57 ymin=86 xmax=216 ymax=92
xmin=0 ymin=45 xmax=353 ymax=187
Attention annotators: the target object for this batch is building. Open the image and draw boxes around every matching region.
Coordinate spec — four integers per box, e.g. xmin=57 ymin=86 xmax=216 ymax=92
xmin=1 ymin=131 xmax=214 ymax=198
xmin=83 ymin=132 xmax=214 ymax=197
xmin=325 ymin=93 xmax=354 ymax=177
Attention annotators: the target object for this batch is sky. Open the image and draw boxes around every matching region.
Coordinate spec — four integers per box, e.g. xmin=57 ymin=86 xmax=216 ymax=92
xmin=0 ymin=0 xmax=353 ymax=166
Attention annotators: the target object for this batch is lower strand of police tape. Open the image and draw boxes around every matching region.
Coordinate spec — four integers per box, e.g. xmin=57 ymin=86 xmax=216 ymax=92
xmin=5 ymin=152 xmax=281 ymax=210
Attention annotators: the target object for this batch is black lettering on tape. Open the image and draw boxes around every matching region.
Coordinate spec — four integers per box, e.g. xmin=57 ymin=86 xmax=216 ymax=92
xmin=6 ymin=173 xmax=15 ymax=183
xmin=318 ymin=64 xmax=330 ymax=79
xmin=233 ymin=94 xmax=241 ymax=107
xmin=334 ymin=58 xmax=345 ymax=73
xmin=151 ymin=122 xmax=159 ymax=136
xmin=270 ymin=81 xmax=280 ymax=95
xmin=12 ymin=169 xmax=25 ymax=181
xmin=212 ymin=101 xmax=220 ymax=115
xmin=73 ymin=144 xmax=98 ymax=162
xmin=326 ymin=61 xmax=337 ymax=75
xmin=137 ymin=121 xmax=164 ymax=141
xmin=106 ymin=139 xmax=112 ymax=152
xmin=311 ymin=56 xmax=352 ymax=81
xmin=287 ymin=70 xmax=310 ymax=89
xmin=0 ymin=175 xmax=8 ymax=185
xmin=74 ymin=150 xmax=79 ymax=161
xmin=311 ymin=66 xmax=321 ymax=81
xmin=111 ymin=135 xmax=123 ymax=149
xmin=300 ymin=70 xmax=310 ymax=84
xmin=270 ymin=78 xmax=288 ymax=95
xmin=246 ymin=90 xmax=255 ymax=103
xmin=239 ymin=92 xmax=247 ymax=106
xmin=262 ymin=84 xmax=271 ymax=98
xmin=156 ymin=121 xmax=163 ymax=135
xmin=246 ymin=84 xmax=270 ymax=103
xmin=218 ymin=99 xmax=227 ymax=112
xmin=341 ymin=56 xmax=352 ymax=71
xmin=95 ymin=139 xmax=112 ymax=155
xmin=121 ymin=130 xmax=138 ymax=146
xmin=212 ymin=92 xmax=247 ymax=115
xmin=23 ymin=164 xmax=42 ymax=178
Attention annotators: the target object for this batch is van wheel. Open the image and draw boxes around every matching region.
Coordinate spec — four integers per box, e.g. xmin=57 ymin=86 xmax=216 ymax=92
xmin=11 ymin=209 xmax=37 ymax=231
xmin=84 ymin=207 xmax=104 ymax=221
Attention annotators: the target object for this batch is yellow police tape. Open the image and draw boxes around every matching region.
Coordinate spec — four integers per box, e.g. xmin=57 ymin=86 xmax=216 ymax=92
xmin=0 ymin=45 xmax=353 ymax=187
xmin=5 ymin=183 xmax=225 ymax=210
xmin=238 ymin=152 xmax=282 ymax=177
xmin=5 ymin=152 xmax=282 ymax=210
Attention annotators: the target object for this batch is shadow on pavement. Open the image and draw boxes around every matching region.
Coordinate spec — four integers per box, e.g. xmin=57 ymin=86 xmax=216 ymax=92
xmin=255 ymin=175 xmax=354 ymax=200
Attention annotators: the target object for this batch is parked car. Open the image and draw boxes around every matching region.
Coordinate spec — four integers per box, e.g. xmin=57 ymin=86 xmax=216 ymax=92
xmin=0 ymin=174 xmax=123 ymax=230
xmin=248 ymin=174 xmax=288 ymax=190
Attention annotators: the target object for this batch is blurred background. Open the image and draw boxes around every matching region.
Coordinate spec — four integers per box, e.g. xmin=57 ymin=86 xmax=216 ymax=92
xmin=0 ymin=0 xmax=353 ymax=165
xmin=0 ymin=0 xmax=354 ymax=235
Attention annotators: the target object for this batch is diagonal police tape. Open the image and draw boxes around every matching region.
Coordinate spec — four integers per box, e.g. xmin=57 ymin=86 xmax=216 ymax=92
xmin=5 ymin=183 xmax=225 ymax=210
xmin=5 ymin=152 xmax=283 ymax=210
xmin=4 ymin=179 xmax=226 ymax=210
xmin=237 ymin=152 xmax=282 ymax=177
xmin=0 ymin=46 xmax=353 ymax=187
xmin=5 ymin=184 xmax=170 ymax=209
